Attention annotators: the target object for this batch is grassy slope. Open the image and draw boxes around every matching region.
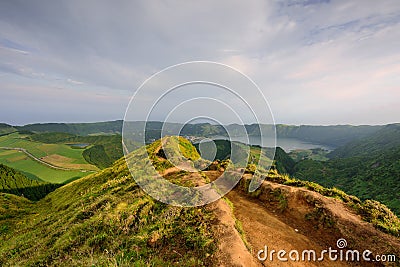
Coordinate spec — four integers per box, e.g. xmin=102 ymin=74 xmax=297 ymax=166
xmin=0 ymin=164 xmax=60 ymax=201
xmin=29 ymin=132 xmax=125 ymax=169
xmin=0 ymin=149 xmax=87 ymax=183
xmin=293 ymin=124 xmax=400 ymax=215
xmin=0 ymin=124 xmax=16 ymax=135
xmin=0 ymin=133 xmax=91 ymax=165
xmin=0 ymin=137 xmax=399 ymax=266
xmin=0 ymin=138 xmax=216 ymax=266
xmin=0 ymin=133 xmax=97 ymax=183
xmin=294 ymin=148 xmax=400 ymax=215
xmin=328 ymin=123 xmax=400 ymax=158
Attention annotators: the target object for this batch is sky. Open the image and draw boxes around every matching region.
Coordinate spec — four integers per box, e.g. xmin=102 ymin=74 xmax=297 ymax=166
xmin=0 ymin=0 xmax=399 ymax=126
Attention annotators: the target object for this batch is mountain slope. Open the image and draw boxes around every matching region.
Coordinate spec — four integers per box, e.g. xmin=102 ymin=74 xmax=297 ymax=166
xmin=230 ymin=174 xmax=400 ymax=266
xmin=0 ymin=137 xmax=399 ymax=266
xmin=0 ymin=137 xmax=222 ymax=266
xmin=293 ymin=124 xmax=400 ymax=215
xmin=328 ymin=123 xmax=400 ymax=158
xmin=194 ymin=139 xmax=295 ymax=174
xmin=0 ymin=172 xmax=215 ymax=266
xmin=17 ymin=120 xmax=123 ymax=136
xmin=0 ymin=124 xmax=16 ymax=136
xmin=294 ymin=147 xmax=400 ymax=215
xmin=0 ymin=164 xmax=60 ymax=201
xmin=11 ymin=120 xmax=385 ymax=148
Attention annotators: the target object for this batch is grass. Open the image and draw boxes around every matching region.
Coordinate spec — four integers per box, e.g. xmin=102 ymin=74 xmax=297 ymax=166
xmin=0 ymin=149 xmax=88 ymax=183
xmin=288 ymin=148 xmax=330 ymax=162
xmin=0 ymin=139 xmax=217 ymax=266
xmin=222 ymin=197 xmax=252 ymax=252
xmin=1 ymin=135 xmax=399 ymax=265
xmin=0 ymin=133 xmax=91 ymax=165
xmin=0 ymin=133 xmax=98 ymax=183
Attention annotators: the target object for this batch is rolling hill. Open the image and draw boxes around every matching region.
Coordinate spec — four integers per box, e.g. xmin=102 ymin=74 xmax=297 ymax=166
xmin=10 ymin=120 xmax=385 ymax=148
xmin=0 ymin=124 xmax=16 ymax=136
xmin=0 ymin=132 xmax=97 ymax=183
xmin=328 ymin=123 xmax=400 ymax=158
xmin=28 ymin=132 xmax=125 ymax=169
xmin=0 ymin=164 xmax=60 ymax=201
xmin=0 ymin=137 xmax=399 ymax=266
xmin=293 ymin=124 xmax=400 ymax=215
xmin=16 ymin=120 xmax=123 ymax=136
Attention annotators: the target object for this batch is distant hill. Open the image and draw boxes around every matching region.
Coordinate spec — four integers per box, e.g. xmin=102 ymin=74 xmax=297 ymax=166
xmin=274 ymin=124 xmax=383 ymax=147
xmin=0 ymin=164 xmax=60 ymax=201
xmin=9 ymin=120 xmax=385 ymax=148
xmin=139 ymin=122 xmax=384 ymax=147
xmin=0 ymin=124 xmax=16 ymax=136
xmin=328 ymin=123 xmax=400 ymax=158
xmin=194 ymin=139 xmax=295 ymax=174
xmin=293 ymin=124 xmax=400 ymax=215
xmin=16 ymin=120 xmax=123 ymax=136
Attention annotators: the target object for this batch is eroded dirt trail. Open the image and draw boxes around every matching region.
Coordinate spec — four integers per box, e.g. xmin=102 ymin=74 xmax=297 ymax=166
xmin=225 ymin=189 xmax=349 ymax=267
xmin=202 ymin=170 xmax=351 ymax=266
xmin=167 ymin=169 xmax=396 ymax=266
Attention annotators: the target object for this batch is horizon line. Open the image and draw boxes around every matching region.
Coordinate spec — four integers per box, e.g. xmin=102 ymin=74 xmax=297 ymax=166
xmin=2 ymin=120 xmax=399 ymax=127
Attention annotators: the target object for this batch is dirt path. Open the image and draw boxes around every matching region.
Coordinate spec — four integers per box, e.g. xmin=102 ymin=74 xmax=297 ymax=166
xmin=225 ymin=189 xmax=350 ymax=267
xmin=159 ymin=167 xmax=398 ymax=266
xmin=201 ymin=170 xmax=353 ymax=266
xmin=208 ymin=199 xmax=261 ymax=267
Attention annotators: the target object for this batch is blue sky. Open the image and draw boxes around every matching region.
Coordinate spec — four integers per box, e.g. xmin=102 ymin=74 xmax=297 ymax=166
xmin=0 ymin=0 xmax=399 ymax=125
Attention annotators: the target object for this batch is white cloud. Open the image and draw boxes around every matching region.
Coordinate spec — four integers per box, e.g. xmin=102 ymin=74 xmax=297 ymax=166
xmin=0 ymin=0 xmax=399 ymax=124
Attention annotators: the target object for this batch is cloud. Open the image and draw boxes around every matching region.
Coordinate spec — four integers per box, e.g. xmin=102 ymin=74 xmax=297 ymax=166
xmin=66 ymin=78 xmax=84 ymax=85
xmin=0 ymin=0 xmax=399 ymax=124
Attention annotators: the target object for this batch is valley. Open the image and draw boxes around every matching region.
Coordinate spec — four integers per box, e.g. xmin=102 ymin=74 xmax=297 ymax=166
xmin=0 ymin=122 xmax=399 ymax=266
xmin=0 ymin=133 xmax=97 ymax=183
xmin=1 ymin=136 xmax=398 ymax=266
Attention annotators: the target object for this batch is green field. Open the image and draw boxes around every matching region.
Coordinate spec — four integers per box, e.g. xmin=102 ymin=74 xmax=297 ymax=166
xmin=0 ymin=133 xmax=91 ymax=164
xmin=288 ymin=148 xmax=330 ymax=162
xmin=0 ymin=149 xmax=89 ymax=183
xmin=0 ymin=133 xmax=96 ymax=183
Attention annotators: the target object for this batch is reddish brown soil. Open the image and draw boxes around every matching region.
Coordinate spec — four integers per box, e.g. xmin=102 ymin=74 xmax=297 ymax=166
xmin=160 ymin=167 xmax=400 ymax=266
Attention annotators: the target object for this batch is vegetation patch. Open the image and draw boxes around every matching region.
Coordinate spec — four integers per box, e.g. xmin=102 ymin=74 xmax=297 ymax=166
xmin=0 ymin=164 xmax=61 ymax=201
xmin=0 ymin=139 xmax=217 ymax=266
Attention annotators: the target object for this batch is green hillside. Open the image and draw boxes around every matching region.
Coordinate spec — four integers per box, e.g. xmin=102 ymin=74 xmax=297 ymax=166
xmin=0 ymin=133 xmax=97 ymax=183
xmin=0 ymin=137 xmax=399 ymax=266
xmin=0 ymin=138 xmax=216 ymax=266
xmin=0 ymin=164 xmax=60 ymax=201
xmin=17 ymin=120 xmax=123 ymax=136
xmin=28 ymin=132 xmax=126 ymax=169
xmin=328 ymin=123 xmax=400 ymax=158
xmin=293 ymin=124 xmax=400 ymax=215
xmin=12 ymin=120 xmax=384 ymax=148
xmin=194 ymin=139 xmax=295 ymax=174
xmin=0 ymin=124 xmax=17 ymax=136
